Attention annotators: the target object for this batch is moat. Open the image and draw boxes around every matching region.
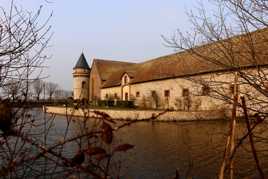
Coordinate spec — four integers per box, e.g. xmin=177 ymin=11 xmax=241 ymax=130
xmin=39 ymin=109 xmax=268 ymax=179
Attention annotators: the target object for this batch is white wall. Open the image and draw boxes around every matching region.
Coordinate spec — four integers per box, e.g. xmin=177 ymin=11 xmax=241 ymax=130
xmin=73 ymin=68 xmax=90 ymax=100
xmin=101 ymin=86 xmax=121 ymax=100
xmin=100 ymin=68 xmax=268 ymax=112
xmin=100 ymin=75 xmax=225 ymax=110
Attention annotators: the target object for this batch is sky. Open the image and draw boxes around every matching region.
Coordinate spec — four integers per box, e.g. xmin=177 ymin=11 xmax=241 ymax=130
xmin=0 ymin=0 xmax=207 ymax=90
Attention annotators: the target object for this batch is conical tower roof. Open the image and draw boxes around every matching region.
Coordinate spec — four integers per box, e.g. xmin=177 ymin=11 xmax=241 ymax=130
xmin=74 ymin=53 xmax=90 ymax=69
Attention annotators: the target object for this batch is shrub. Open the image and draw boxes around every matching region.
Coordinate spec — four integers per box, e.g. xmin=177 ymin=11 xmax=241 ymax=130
xmin=96 ymin=100 xmax=134 ymax=108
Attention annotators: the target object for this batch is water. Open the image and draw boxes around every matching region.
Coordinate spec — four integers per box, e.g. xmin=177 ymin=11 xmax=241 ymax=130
xmin=116 ymin=121 xmax=227 ymax=179
xmin=26 ymin=110 xmax=268 ymax=178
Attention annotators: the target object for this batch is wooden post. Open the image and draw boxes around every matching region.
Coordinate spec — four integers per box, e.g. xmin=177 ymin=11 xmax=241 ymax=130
xmin=229 ymin=72 xmax=238 ymax=179
xmin=218 ymin=135 xmax=231 ymax=179
xmin=218 ymin=72 xmax=238 ymax=179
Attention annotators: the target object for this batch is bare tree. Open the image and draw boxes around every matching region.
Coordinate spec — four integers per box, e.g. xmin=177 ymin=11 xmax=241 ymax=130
xmin=163 ymin=0 xmax=268 ymax=116
xmin=0 ymin=0 xmax=52 ymax=101
xmin=163 ymin=0 xmax=268 ymax=178
xmin=0 ymin=1 xmax=138 ymax=178
xmin=2 ymin=80 xmax=20 ymax=101
xmin=32 ymin=79 xmax=44 ymax=101
xmin=45 ymin=81 xmax=58 ymax=100
xmin=54 ymin=88 xmax=64 ymax=99
xmin=0 ymin=1 xmax=168 ymax=179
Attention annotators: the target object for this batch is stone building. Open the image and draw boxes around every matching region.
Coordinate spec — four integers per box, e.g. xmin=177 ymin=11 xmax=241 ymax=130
xmin=73 ymin=28 xmax=268 ymax=111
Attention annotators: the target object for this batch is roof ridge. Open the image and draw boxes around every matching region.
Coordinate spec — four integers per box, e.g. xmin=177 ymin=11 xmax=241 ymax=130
xmin=101 ymin=27 xmax=268 ymax=88
xmin=93 ymin=58 xmax=136 ymax=64
xmin=139 ymin=52 xmax=183 ymax=64
xmin=141 ymin=28 xmax=268 ymax=65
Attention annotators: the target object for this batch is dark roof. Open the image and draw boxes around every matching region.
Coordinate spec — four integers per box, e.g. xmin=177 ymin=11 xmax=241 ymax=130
xmin=74 ymin=53 xmax=90 ymax=69
xmin=100 ymin=28 xmax=268 ymax=88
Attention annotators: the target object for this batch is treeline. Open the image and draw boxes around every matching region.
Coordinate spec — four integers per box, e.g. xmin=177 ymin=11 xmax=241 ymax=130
xmin=1 ymin=79 xmax=72 ymax=102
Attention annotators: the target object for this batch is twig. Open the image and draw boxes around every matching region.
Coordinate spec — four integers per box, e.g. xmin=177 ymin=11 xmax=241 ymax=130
xmin=241 ymin=96 xmax=264 ymax=179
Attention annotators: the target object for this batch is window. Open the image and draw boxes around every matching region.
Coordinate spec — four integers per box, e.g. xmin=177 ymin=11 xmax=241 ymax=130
xmin=202 ymin=85 xmax=210 ymax=96
xmin=114 ymin=93 xmax=118 ymax=99
xmin=229 ymin=84 xmax=235 ymax=94
xmin=124 ymin=76 xmax=128 ymax=84
xmin=136 ymin=91 xmax=140 ymax=97
xmin=105 ymin=94 xmax=109 ymax=99
xmin=229 ymin=84 xmax=239 ymax=94
xmin=182 ymin=88 xmax=189 ymax=97
xmin=82 ymin=81 xmax=86 ymax=89
xmin=164 ymin=90 xmax=170 ymax=97
xmin=125 ymin=93 xmax=129 ymax=101
xmin=151 ymin=90 xmax=156 ymax=97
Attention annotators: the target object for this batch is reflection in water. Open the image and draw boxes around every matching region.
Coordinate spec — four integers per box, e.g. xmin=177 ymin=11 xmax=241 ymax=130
xmin=114 ymin=121 xmax=228 ymax=179
xmin=110 ymin=121 xmax=268 ymax=179
xmin=47 ymin=112 xmax=268 ymax=179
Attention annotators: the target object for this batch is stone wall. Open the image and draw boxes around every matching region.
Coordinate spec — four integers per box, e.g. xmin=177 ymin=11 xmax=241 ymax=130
xmin=101 ymin=86 xmax=121 ymax=100
xmin=45 ymin=106 xmax=227 ymax=122
xmin=100 ymin=74 xmax=227 ymax=111
xmin=99 ymin=68 xmax=268 ymax=112
xmin=89 ymin=62 xmax=102 ymax=100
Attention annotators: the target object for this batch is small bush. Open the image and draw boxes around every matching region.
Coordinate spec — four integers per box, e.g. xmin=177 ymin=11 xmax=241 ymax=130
xmin=96 ymin=100 xmax=134 ymax=108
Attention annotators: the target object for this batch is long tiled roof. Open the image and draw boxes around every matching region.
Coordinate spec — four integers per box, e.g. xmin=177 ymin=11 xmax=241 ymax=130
xmin=93 ymin=59 xmax=135 ymax=82
xmin=99 ymin=28 xmax=268 ymax=88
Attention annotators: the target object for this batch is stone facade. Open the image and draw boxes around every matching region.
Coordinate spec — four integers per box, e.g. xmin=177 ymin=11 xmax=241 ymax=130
xmin=101 ymin=72 xmax=227 ymax=110
xmin=72 ymin=28 xmax=268 ymax=111
xmin=73 ymin=57 xmax=268 ymax=111
xmin=89 ymin=61 xmax=102 ymax=100
xmin=100 ymin=69 xmax=268 ymax=111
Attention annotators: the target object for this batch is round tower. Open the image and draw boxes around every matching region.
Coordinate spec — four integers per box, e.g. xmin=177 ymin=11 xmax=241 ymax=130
xmin=73 ymin=53 xmax=90 ymax=101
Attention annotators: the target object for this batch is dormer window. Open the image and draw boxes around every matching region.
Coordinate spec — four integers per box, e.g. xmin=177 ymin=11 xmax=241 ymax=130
xmin=122 ymin=73 xmax=130 ymax=85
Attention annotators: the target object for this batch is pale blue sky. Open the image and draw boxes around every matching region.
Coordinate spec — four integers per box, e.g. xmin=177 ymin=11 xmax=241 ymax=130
xmin=1 ymin=0 xmax=208 ymax=90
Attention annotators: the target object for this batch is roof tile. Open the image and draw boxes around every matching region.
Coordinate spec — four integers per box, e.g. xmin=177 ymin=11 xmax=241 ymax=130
xmin=98 ymin=28 xmax=268 ymax=88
